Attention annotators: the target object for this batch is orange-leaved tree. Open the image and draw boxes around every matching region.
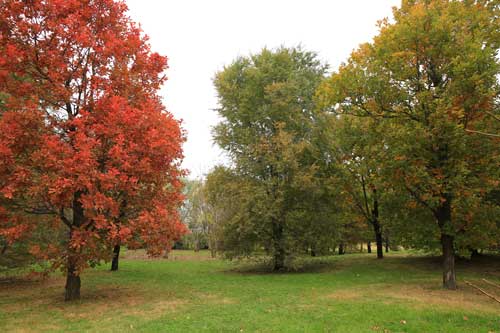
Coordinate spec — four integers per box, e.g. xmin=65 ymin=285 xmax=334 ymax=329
xmin=0 ymin=0 xmax=186 ymax=300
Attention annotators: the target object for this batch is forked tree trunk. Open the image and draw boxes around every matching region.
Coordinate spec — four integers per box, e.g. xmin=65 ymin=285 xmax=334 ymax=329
xmin=111 ymin=244 xmax=120 ymax=271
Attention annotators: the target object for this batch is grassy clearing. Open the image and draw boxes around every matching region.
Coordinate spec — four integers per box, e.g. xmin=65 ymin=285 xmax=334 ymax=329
xmin=0 ymin=250 xmax=499 ymax=332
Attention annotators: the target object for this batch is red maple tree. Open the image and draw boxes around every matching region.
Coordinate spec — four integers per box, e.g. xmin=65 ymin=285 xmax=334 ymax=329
xmin=0 ymin=0 xmax=186 ymax=300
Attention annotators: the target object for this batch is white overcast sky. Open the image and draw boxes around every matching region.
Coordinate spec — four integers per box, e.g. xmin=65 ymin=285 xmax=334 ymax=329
xmin=124 ymin=0 xmax=401 ymax=179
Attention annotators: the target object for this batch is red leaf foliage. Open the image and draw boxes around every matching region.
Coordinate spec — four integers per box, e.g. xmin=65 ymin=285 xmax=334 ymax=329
xmin=0 ymin=0 xmax=186 ymax=273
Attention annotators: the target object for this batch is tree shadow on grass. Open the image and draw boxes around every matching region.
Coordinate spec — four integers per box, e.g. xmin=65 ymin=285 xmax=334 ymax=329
xmin=386 ymin=253 xmax=500 ymax=276
xmin=225 ymin=256 xmax=349 ymax=275
xmin=224 ymin=253 xmax=500 ymax=278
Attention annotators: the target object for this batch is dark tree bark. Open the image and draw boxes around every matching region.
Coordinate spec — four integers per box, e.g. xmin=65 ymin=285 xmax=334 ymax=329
xmin=367 ymin=241 xmax=372 ymax=253
xmin=111 ymin=244 xmax=120 ymax=271
xmin=272 ymin=220 xmax=285 ymax=271
xmin=385 ymin=237 xmax=389 ymax=253
xmin=435 ymin=195 xmax=457 ymax=290
xmin=338 ymin=243 xmax=345 ymax=255
xmin=65 ymin=192 xmax=84 ymax=301
xmin=361 ymin=181 xmax=383 ymax=259
xmin=470 ymin=248 xmax=480 ymax=259
xmin=441 ymin=233 xmax=456 ymax=289
xmin=65 ymin=260 xmax=81 ymax=301
xmin=374 ymin=226 xmax=383 ymax=259
xmin=371 ymin=188 xmax=383 ymax=259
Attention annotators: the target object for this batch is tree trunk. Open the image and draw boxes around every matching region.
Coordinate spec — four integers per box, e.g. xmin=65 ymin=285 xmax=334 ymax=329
xmin=367 ymin=241 xmax=371 ymax=253
xmin=111 ymin=245 xmax=120 ymax=271
xmin=385 ymin=236 xmax=389 ymax=253
xmin=194 ymin=237 xmax=200 ymax=252
xmin=272 ymin=221 xmax=285 ymax=271
xmin=374 ymin=227 xmax=383 ymax=259
xmin=209 ymin=238 xmax=217 ymax=258
xmin=441 ymin=233 xmax=457 ymax=289
xmin=65 ymin=260 xmax=81 ymax=301
xmin=470 ymin=248 xmax=480 ymax=259
xmin=338 ymin=243 xmax=345 ymax=255
xmin=370 ymin=188 xmax=383 ymax=259
xmin=435 ymin=195 xmax=457 ymax=290
xmin=65 ymin=192 xmax=84 ymax=301
xmin=273 ymin=248 xmax=285 ymax=271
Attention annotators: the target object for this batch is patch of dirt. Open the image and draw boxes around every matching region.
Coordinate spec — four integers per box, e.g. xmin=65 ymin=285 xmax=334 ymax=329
xmin=0 ymin=277 xmax=185 ymax=331
xmin=325 ymin=282 xmax=500 ymax=314
xmin=384 ymin=283 xmax=499 ymax=313
xmin=197 ymin=292 xmax=238 ymax=305
xmin=122 ymin=249 xmax=216 ymax=261
xmin=326 ymin=289 xmax=364 ymax=301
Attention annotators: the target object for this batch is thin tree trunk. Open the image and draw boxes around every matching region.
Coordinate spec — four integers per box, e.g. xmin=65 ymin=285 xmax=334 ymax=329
xmin=111 ymin=244 xmax=120 ymax=271
xmin=367 ymin=241 xmax=372 ymax=253
xmin=272 ymin=220 xmax=285 ymax=271
xmin=374 ymin=226 xmax=383 ymax=259
xmin=338 ymin=243 xmax=345 ymax=255
xmin=385 ymin=236 xmax=389 ymax=253
xmin=208 ymin=237 xmax=217 ymax=258
xmin=470 ymin=248 xmax=480 ymax=259
xmin=372 ymin=188 xmax=383 ymax=259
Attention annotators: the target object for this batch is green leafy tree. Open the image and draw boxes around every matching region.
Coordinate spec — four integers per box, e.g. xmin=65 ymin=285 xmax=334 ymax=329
xmin=213 ymin=47 xmax=336 ymax=270
xmin=317 ymin=0 xmax=500 ymax=289
xmin=324 ymin=116 xmax=390 ymax=259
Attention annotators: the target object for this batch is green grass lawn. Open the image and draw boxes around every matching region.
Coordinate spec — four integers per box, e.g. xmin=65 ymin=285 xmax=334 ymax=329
xmin=0 ymin=250 xmax=499 ymax=332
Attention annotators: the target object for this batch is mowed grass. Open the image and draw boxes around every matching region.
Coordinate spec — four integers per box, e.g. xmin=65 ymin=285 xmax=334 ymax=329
xmin=0 ymin=250 xmax=499 ymax=333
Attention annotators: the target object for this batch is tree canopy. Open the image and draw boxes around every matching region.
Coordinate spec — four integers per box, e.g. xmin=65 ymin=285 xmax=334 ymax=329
xmin=0 ymin=0 xmax=186 ymax=300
